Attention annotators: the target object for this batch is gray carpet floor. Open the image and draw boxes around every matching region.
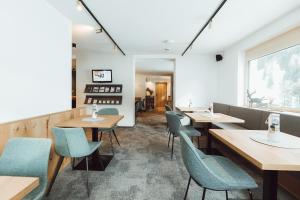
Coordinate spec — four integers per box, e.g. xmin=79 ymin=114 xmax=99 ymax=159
xmin=46 ymin=112 xmax=296 ymax=200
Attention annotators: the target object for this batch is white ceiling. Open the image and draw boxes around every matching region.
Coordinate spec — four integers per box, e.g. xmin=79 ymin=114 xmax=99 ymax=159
xmin=47 ymin=0 xmax=300 ymax=55
xmin=136 ymin=58 xmax=174 ymax=75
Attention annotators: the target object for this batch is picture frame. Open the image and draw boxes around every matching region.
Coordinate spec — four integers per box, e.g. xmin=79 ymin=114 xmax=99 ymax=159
xmin=115 ymin=86 xmax=122 ymax=93
xmin=87 ymin=97 xmax=93 ymax=104
xmin=93 ymin=86 xmax=99 ymax=93
xmin=105 ymin=86 xmax=110 ymax=93
xmin=99 ymin=86 xmax=105 ymax=93
xmin=110 ymin=86 xmax=115 ymax=93
xmin=92 ymin=69 xmax=112 ymax=83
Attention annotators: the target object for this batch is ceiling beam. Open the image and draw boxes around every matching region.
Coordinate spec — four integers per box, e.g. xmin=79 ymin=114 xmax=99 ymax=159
xmin=79 ymin=0 xmax=126 ymax=56
xmin=181 ymin=0 xmax=228 ymax=56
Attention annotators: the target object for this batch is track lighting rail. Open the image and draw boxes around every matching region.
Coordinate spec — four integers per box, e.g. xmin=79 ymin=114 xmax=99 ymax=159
xmin=79 ymin=0 xmax=126 ymax=56
xmin=181 ymin=0 xmax=228 ymax=56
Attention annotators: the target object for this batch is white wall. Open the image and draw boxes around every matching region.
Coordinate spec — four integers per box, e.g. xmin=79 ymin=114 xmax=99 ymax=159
xmin=175 ymin=54 xmax=218 ymax=107
xmin=76 ymin=51 xmax=135 ymax=126
xmin=216 ymin=7 xmax=300 ymax=106
xmin=0 ymin=0 xmax=72 ymax=123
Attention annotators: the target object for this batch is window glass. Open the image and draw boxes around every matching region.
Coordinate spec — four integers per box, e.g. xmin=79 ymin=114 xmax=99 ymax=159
xmin=248 ymin=45 xmax=300 ymax=109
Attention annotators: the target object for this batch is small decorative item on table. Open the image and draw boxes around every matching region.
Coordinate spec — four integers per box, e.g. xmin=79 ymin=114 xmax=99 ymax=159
xmin=266 ymin=113 xmax=280 ymax=142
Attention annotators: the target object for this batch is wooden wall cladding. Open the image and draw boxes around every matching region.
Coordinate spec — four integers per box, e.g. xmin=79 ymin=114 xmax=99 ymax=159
xmin=0 ymin=107 xmax=87 ymax=181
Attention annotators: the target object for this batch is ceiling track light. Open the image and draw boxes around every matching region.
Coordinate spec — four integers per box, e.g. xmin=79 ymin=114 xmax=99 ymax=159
xmin=181 ymin=0 xmax=227 ymax=56
xmin=208 ymin=20 xmax=213 ymax=29
xmin=76 ymin=0 xmax=83 ymax=11
xmin=76 ymin=0 xmax=126 ymax=56
xmin=96 ymin=27 xmax=103 ymax=34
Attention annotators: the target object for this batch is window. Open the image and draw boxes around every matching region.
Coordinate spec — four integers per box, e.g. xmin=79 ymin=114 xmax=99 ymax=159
xmin=247 ymin=45 xmax=300 ymax=109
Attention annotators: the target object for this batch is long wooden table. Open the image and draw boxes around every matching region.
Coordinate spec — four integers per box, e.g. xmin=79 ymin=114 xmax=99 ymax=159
xmin=0 ymin=176 xmax=39 ymax=200
xmin=209 ymin=129 xmax=300 ymax=200
xmin=55 ymin=114 xmax=124 ymax=171
xmin=185 ymin=112 xmax=244 ymax=153
xmin=176 ymin=106 xmax=209 ymax=113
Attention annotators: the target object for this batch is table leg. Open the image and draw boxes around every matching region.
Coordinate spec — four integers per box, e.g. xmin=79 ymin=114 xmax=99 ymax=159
xmin=206 ymin=123 xmax=212 ymax=154
xmin=74 ymin=128 xmax=113 ymax=171
xmin=263 ymin=170 xmax=278 ymax=200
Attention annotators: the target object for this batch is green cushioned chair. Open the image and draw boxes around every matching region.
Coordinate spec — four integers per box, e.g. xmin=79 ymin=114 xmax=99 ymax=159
xmin=166 ymin=111 xmax=201 ymax=159
xmin=179 ymin=130 xmax=257 ymax=200
xmin=96 ymin=108 xmax=120 ymax=155
xmin=0 ymin=137 xmax=51 ymax=200
xmin=46 ymin=127 xmax=102 ymax=197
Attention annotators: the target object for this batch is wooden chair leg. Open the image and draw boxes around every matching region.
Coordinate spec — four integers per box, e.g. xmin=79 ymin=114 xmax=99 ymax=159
xmin=112 ymin=129 xmax=120 ymax=146
xmin=184 ymin=176 xmax=191 ymax=200
xmin=197 ymin=136 xmax=200 ymax=149
xmin=46 ymin=156 xmax=64 ymax=196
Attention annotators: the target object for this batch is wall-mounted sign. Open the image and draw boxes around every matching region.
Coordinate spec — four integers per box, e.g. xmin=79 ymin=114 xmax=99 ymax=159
xmin=92 ymin=69 xmax=112 ymax=83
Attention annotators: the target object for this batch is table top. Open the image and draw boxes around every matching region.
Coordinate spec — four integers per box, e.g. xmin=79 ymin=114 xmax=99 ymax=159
xmin=176 ymin=106 xmax=209 ymax=113
xmin=0 ymin=176 xmax=39 ymax=200
xmin=56 ymin=115 xmax=124 ymax=129
xmin=186 ymin=113 xmax=245 ymax=123
xmin=209 ymin=129 xmax=300 ymax=171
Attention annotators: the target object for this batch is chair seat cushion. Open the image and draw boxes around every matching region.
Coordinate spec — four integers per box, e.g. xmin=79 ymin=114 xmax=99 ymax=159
xmin=213 ymin=123 xmax=247 ymax=130
xmin=181 ymin=126 xmax=201 ymax=137
xmin=203 ymin=156 xmax=257 ymax=190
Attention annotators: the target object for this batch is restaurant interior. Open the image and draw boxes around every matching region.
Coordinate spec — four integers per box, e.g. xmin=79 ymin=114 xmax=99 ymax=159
xmin=1 ymin=0 xmax=300 ymax=200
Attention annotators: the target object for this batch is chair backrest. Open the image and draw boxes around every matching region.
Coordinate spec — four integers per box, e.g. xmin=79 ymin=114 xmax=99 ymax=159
xmin=0 ymin=138 xmax=51 ymax=197
xmin=179 ymin=131 xmax=225 ymax=189
xmin=52 ymin=127 xmax=91 ymax=158
xmin=165 ymin=111 xmax=182 ymax=136
xmin=165 ymin=104 xmax=173 ymax=111
xmin=97 ymin=108 xmax=119 ymax=115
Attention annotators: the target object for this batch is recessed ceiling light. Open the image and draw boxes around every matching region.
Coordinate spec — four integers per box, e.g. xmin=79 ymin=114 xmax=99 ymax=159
xmin=163 ymin=40 xmax=175 ymax=44
xmin=96 ymin=28 xmax=102 ymax=33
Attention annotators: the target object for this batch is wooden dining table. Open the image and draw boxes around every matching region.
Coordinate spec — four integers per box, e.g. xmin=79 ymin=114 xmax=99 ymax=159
xmin=176 ymin=106 xmax=209 ymax=113
xmin=0 ymin=176 xmax=39 ymax=200
xmin=209 ymin=129 xmax=300 ymax=200
xmin=185 ymin=112 xmax=245 ymax=153
xmin=55 ymin=114 xmax=124 ymax=171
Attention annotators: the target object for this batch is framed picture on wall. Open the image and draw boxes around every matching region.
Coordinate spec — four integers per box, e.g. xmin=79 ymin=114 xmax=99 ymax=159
xmin=105 ymin=86 xmax=110 ymax=93
xmin=92 ymin=70 xmax=112 ymax=83
xmin=110 ymin=86 xmax=115 ymax=93
xmin=115 ymin=86 xmax=122 ymax=93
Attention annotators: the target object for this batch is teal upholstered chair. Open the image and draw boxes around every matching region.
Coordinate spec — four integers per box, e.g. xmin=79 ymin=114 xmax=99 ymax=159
xmin=47 ymin=127 xmax=102 ymax=197
xmin=0 ymin=138 xmax=51 ymax=200
xmin=179 ymin=130 xmax=257 ymax=200
xmin=165 ymin=111 xmax=201 ymax=159
xmin=96 ymin=108 xmax=120 ymax=155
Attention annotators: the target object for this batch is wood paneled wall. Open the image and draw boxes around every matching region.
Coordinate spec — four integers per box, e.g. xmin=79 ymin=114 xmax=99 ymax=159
xmin=0 ymin=107 xmax=87 ymax=180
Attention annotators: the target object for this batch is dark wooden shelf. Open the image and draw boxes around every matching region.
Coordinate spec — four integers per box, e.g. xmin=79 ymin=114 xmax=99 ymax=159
xmin=84 ymin=84 xmax=122 ymax=94
xmin=84 ymin=95 xmax=122 ymax=105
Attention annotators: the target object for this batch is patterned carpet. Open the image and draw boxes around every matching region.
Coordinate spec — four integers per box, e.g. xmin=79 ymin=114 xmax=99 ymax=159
xmin=46 ymin=112 xmax=295 ymax=200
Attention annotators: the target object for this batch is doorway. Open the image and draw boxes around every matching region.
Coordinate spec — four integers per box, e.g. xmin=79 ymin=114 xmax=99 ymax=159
xmin=155 ymin=82 xmax=167 ymax=112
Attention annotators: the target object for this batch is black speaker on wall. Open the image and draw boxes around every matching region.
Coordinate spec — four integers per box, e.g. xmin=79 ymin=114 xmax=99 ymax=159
xmin=216 ymin=54 xmax=223 ymax=62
